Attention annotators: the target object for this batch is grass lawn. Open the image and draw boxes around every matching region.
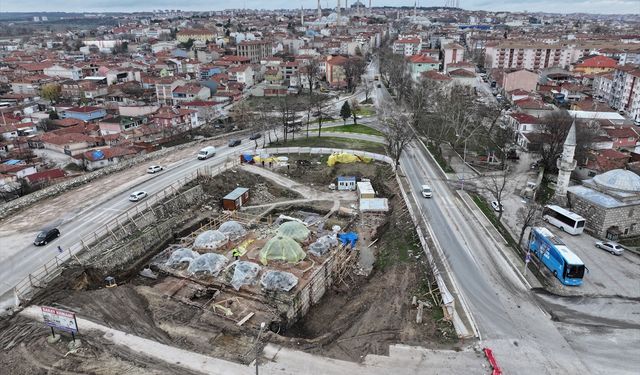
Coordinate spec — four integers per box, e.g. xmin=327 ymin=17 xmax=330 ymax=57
xmin=267 ymin=136 xmax=386 ymax=154
xmin=471 ymin=193 xmax=519 ymax=251
xmin=354 ymin=106 xmax=376 ymax=116
xmin=324 ymin=124 xmax=383 ymax=136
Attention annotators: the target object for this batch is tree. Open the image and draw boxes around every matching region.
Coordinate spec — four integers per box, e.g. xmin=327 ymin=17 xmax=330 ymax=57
xmin=179 ymin=38 xmax=195 ymax=50
xmin=314 ymin=94 xmax=331 ymax=138
xmin=517 ymin=201 xmax=543 ymax=249
xmin=343 ymin=57 xmax=366 ymax=93
xmin=381 ymin=109 xmax=414 ymax=172
xmin=350 ymin=98 xmax=360 ymax=125
xmin=41 ymin=83 xmax=61 ymax=104
xmin=340 ymin=101 xmax=351 ymax=124
xmin=48 ymin=110 xmax=59 ymax=120
xmin=485 ymin=168 xmax=509 ymax=222
xmin=362 ymin=79 xmax=373 ymax=103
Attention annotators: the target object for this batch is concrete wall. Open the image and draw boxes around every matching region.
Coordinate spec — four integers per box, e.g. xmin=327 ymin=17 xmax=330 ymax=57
xmin=570 ymin=192 xmax=640 ymax=239
xmin=0 ymin=140 xmax=202 ymax=221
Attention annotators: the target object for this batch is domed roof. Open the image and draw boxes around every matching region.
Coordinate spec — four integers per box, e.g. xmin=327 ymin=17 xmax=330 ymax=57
xmin=259 ymin=235 xmax=306 ymax=265
xmin=277 ymin=221 xmax=310 ymax=242
xmin=593 ymin=169 xmax=640 ymax=192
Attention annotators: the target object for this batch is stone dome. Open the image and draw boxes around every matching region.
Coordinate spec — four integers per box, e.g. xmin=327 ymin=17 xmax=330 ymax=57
xmin=593 ymin=169 xmax=640 ymax=192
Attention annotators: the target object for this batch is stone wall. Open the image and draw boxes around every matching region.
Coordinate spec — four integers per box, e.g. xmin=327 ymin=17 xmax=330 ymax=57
xmin=570 ymin=193 xmax=640 ymax=239
xmin=79 ymin=184 xmax=206 ymax=276
xmin=0 ymin=140 xmax=204 ymax=221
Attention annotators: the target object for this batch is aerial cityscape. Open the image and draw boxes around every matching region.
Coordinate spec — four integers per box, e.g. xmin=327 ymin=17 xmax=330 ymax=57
xmin=0 ymin=2 xmax=638 ymax=374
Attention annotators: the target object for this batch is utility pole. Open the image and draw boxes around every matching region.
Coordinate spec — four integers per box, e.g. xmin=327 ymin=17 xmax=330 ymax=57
xmin=255 ymin=322 xmax=266 ymax=375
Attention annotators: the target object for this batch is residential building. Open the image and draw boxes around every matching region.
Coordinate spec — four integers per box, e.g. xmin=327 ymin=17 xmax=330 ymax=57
xmin=392 ymin=37 xmax=422 ymax=56
xmin=61 ymin=106 xmax=107 ymax=122
xmin=172 ymin=83 xmax=211 ymax=104
xmin=442 ymin=43 xmax=465 ymax=71
xmin=603 ymin=127 xmax=639 ymax=150
xmin=155 ymin=78 xmax=185 ymax=105
xmin=484 ymin=41 xmax=603 ymax=71
xmin=325 ymin=55 xmax=349 ymax=88
xmin=177 ymin=29 xmax=216 ymax=43
xmin=573 ymin=55 xmax=618 ymax=75
xmin=237 ymin=40 xmax=273 ymax=63
xmin=406 ymin=54 xmax=439 ymax=82
xmin=495 ymin=69 xmax=539 ymax=93
xmin=43 ymin=64 xmax=83 ymax=80
xmin=608 ymin=65 xmax=640 ymax=122
xmin=81 ymin=147 xmax=138 ymax=171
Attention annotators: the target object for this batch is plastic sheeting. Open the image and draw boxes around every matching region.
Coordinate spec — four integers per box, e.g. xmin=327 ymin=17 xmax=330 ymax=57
xmin=193 ymin=230 xmax=228 ymax=250
xmin=187 ymin=253 xmax=228 ymax=277
xmin=308 ymin=234 xmax=339 ymax=257
xmin=230 ymin=261 xmax=261 ymax=290
xmin=165 ymin=248 xmax=199 ymax=268
xmin=218 ymin=220 xmax=247 ymax=241
xmin=259 ymin=235 xmax=306 ymax=265
xmin=338 ymin=232 xmax=359 ymax=248
xmin=260 ymin=270 xmax=298 ymax=292
xmin=327 ymin=152 xmax=373 ymax=167
xmin=277 ymin=221 xmax=310 ymax=242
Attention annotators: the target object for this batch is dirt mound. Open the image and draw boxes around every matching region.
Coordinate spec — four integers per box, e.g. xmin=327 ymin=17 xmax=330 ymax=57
xmin=199 ymin=169 xmax=302 ymax=205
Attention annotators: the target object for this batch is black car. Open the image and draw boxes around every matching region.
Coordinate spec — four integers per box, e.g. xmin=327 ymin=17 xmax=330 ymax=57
xmin=249 ymin=133 xmax=262 ymax=140
xmin=34 ymin=227 xmax=60 ymax=246
xmin=228 ymin=139 xmax=241 ymax=147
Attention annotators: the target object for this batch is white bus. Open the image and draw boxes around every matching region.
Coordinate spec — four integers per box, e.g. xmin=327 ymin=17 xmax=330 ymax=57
xmin=542 ymin=205 xmax=586 ymax=235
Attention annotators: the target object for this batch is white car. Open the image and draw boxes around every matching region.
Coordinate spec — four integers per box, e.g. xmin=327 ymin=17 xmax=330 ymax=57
xmin=491 ymin=201 xmax=503 ymax=212
xmin=421 ymin=185 xmax=432 ymax=198
xmin=595 ymin=241 xmax=624 ymax=255
xmin=147 ymin=165 xmax=163 ymax=174
xmin=129 ymin=191 xmax=148 ymax=202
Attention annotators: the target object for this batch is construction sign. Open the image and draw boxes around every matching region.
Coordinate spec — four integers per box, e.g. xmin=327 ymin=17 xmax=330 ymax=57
xmin=41 ymin=306 xmax=79 ymax=334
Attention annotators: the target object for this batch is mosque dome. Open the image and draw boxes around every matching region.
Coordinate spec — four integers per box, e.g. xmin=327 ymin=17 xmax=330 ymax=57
xmin=593 ymin=169 xmax=640 ymax=193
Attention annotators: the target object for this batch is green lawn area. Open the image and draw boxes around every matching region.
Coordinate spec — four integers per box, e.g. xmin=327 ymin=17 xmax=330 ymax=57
xmin=354 ymin=105 xmax=376 ymax=116
xmin=324 ymin=124 xmax=383 ymax=136
xmin=471 ymin=194 xmax=519 ymax=251
xmin=267 ymin=136 xmax=386 ymax=154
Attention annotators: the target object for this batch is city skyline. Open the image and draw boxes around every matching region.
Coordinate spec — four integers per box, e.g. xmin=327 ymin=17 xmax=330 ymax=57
xmin=1 ymin=0 xmax=639 ymax=15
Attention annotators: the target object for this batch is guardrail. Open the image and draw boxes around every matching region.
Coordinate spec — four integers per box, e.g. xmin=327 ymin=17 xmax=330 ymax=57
xmin=13 ymin=157 xmax=241 ymax=303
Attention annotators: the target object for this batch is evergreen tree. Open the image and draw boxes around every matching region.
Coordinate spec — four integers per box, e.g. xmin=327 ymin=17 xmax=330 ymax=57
xmin=340 ymin=101 xmax=351 ymax=124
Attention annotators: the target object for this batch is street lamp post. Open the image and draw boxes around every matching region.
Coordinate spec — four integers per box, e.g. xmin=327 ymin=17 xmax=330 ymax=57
xmin=461 ymin=138 xmax=467 ymax=191
xmin=255 ymin=322 xmax=266 ymax=375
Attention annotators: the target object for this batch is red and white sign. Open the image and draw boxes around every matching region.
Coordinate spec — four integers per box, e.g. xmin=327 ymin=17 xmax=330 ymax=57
xmin=41 ymin=306 xmax=78 ymax=333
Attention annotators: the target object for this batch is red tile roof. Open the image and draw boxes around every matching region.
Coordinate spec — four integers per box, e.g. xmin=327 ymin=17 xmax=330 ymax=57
xmin=406 ymin=54 xmax=439 ymax=64
xmin=24 ymin=168 xmax=66 ymax=184
xmin=449 ymin=68 xmax=476 ymax=77
xmin=65 ymin=106 xmax=104 ymax=113
xmin=509 ymin=112 xmax=540 ymax=124
xmin=576 ymin=55 xmax=618 ymax=69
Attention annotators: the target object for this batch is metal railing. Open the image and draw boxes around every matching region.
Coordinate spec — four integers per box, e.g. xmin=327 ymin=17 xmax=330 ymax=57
xmin=13 ymin=157 xmax=241 ymax=303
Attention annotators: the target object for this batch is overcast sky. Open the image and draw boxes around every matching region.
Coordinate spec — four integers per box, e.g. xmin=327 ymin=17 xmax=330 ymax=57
xmin=2 ymin=1 xmax=639 ymax=15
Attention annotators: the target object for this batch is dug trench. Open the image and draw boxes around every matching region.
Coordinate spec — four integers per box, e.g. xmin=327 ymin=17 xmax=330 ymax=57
xmin=0 ymin=164 xmax=459 ymax=371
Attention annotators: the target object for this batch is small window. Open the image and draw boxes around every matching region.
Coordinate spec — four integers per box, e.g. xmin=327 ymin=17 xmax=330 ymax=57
xmin=629 ymin=208 xmax=634 ymax=218
xmin=631 ymin=224 xmax=636 ymax=232
xmin=624 ymin=227 xmax=629 ymax=235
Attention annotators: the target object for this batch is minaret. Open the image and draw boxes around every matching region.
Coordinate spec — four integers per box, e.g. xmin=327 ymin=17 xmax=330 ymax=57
xmin=554 ymin=119 xmax=577 ymax=204
xmin=414 ymin=0 xmax=417 ymax=19
xmin=317 ymin=0 xmax=322 ymax=19
xmin=301 ymin=5 xmax=304 ymax=25
xmin=336 ymin=0 xmax=341 ymax=26
xmin=368 ymin=0 xmax=372 ymax=15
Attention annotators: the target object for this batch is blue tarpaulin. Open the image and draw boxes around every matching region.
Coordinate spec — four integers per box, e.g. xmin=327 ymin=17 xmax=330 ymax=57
xmin=242 ymin=153 xmax=254 ymax=162
xmin=338 ymin=232 xmax=358 ymax=248
xmin=2 ymin=159 xmax=21 ymax=165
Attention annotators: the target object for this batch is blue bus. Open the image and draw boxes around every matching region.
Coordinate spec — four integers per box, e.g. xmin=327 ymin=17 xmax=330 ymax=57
xmin=528 ymin=227 xmax=585 ymax=286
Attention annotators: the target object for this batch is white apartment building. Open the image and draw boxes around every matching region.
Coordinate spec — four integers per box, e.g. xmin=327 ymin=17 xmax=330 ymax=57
xmin=485 ymin=41 xmax=596 ymax=71
xmin=392 ymin=37 xmax=422 ymax=56
xmin=593 ymin=73 xmax=614 ymax=103
xmin=608 ymin=66 xmax=640 ymax=122
xmin=43 ymin=64 xmax=83 ymax=80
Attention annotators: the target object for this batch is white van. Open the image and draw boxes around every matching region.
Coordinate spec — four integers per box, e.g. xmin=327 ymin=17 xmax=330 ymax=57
xmin=421 ymin=185 xmax=432 ymax=198
xmin=197 ymin=146 xmax=216 ymax=160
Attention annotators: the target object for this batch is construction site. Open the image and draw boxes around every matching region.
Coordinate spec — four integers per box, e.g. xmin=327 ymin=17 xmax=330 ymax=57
xmin=0 ymin=154 xmax=459 ymax=373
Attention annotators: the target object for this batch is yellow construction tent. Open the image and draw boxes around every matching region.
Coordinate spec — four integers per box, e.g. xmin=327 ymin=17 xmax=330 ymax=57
xmin=327 ymin=153 xmax=373 ymax=167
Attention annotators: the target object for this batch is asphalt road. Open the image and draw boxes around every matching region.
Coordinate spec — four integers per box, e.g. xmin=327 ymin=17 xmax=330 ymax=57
xmin=0 ymin=140 xmax=256 ymax=301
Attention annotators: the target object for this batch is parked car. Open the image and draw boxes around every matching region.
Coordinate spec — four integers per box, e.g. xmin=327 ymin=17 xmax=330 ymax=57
xmin=129 ymin=191 xmax=148 ymax=202
xmin=147 ymin=165 xmax=163 ymax=174
xmin=491 ymin=201 xmax=504 ymax=212
xmin=595 ymin=241 xmax=625 ymax=255
xmin=249 ymin=133 xmax=262 ymax=140
xmin=34 ymin=227 xmax=60 ymax=246
xmin=228 ymin=139 xmax=241 ymax=147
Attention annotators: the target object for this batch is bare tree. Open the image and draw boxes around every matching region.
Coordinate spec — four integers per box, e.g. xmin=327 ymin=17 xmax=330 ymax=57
xmin=517 ymin=201 xmax=543 ymax=249
xmin=362 ymin=78 xmax=373 ymax=103
xmin=537 ymin=110 xmax=574 ymax=173
xmin=313 ymin=94 xmax=331 ymax=138
xmin=350 ymin=98 xmax=360 ymax=125
xmin=485 ymin=168 xmax=509 ymax=222
xmin=381 ymin=109 xmax=414 ymax=172
xmin=343 ymin=57 xmax=366 ymax=93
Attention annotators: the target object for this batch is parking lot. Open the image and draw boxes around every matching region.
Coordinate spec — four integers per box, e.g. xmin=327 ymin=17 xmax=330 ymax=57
xmin=549 ymin=226 xmax=640 ymax=298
